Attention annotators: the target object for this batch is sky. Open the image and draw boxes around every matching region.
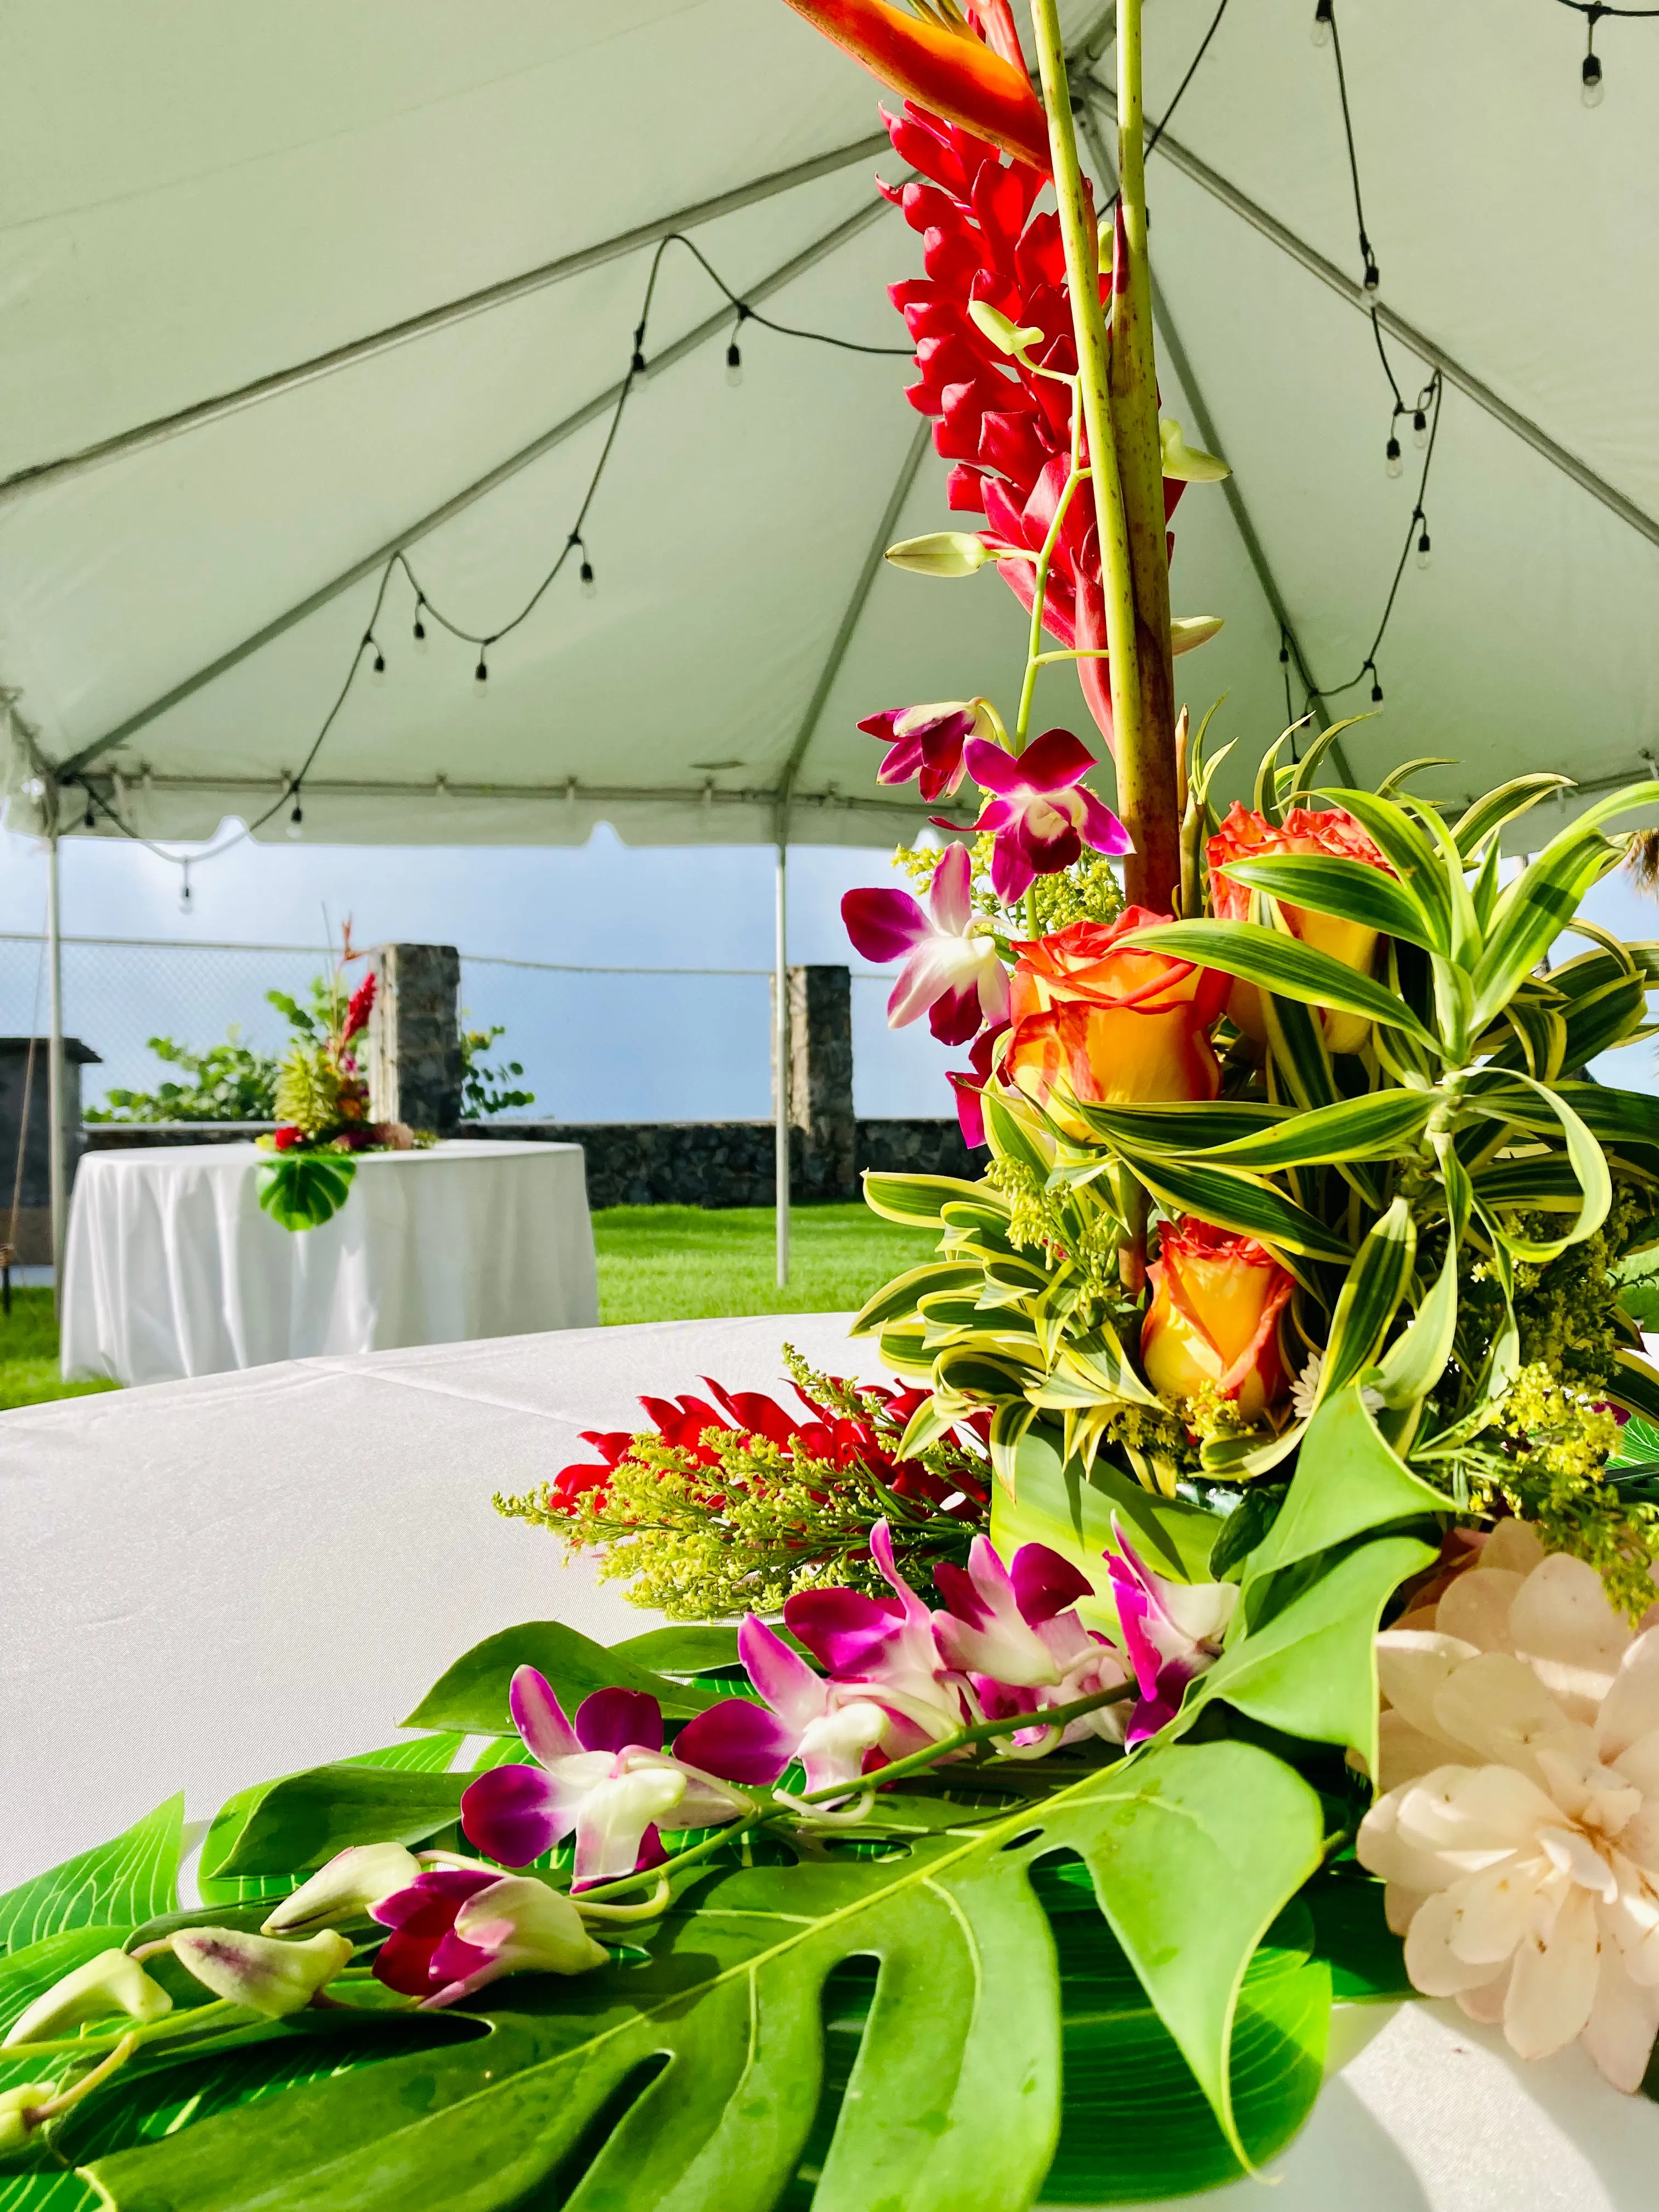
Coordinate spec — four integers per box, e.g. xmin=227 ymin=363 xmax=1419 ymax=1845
xmin=0 ymin=820 xmax=962 ymax=1122
xmin=2 ymin=816 xmax=1655 ymax=1124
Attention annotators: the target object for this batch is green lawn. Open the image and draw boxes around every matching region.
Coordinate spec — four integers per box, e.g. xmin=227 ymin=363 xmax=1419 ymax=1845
xmin=594 ymin=1204 xmax=938 ymax=1327
xmin=0 ymin=1205 xmax=936 ymax=1409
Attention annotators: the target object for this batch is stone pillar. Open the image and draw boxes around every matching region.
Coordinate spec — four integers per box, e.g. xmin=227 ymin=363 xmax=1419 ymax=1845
xmin=0 ymin=1036 xmax=99 ymax=1263
xmin=365 ymin=945 xmax=462 ymax=1135
xmin=770 ymin=964 xmax=855 ymax=1201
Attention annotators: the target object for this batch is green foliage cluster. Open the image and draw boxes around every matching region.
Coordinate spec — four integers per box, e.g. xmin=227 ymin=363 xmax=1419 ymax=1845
xmin=459 ymin=1020 xmax=535 ymax=1119
xmin=86 ymin=1031 xmax=279 ymax=1124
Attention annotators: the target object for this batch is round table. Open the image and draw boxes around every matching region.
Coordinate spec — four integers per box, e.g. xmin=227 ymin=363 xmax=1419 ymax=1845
xmin=59 ymin=1138 xmax=597 ymax=1385
xmin=5 ymin=1311 xmax=1655 ymax=2206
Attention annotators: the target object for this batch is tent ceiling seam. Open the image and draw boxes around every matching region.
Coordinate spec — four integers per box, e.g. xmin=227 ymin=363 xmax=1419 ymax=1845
xmin=775 ymin=417 xmax=932 ymax=829
xmin=1088 ymin=80 xmax=1659 ymax=554
xmin=0 ymin=132 xmax=893 ymax=509
xmin=1077 ymin=95 xmax=1350 ymax=785
xmin=50 ymin=193 xmax=903 ymax=786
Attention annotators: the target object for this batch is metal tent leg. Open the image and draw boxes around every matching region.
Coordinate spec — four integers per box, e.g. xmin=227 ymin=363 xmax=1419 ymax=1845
xmin=46 ymin=828 xmax=65 ymax=1308
xmin=774 ymin=837 xmax=789 ymax=1290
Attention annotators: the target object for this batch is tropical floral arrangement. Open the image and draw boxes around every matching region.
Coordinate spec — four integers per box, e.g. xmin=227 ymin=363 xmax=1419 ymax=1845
xmin=8 ymin=3 xmax=1659 ymax=2205
xmin=255 ymin=924 xmax=432 ymax=1230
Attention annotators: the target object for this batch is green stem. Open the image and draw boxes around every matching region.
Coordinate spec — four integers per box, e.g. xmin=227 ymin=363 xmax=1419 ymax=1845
xmin=1013 ymin=402 xmax=1088 ymax=751
xmin=568 ymin=1682 xmax=1135 ymax=1904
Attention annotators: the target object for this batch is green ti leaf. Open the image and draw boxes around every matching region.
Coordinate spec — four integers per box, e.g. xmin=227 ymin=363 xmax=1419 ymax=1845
xmin=1120 ymin=1154 xmax=1353 ymax=1269
xmin=1216 ymin=851 xmax=1442 ymax=955
xmin=0 ymin=1797 xmax=182 ymax=1951
xmin=1319 ymin=1198 xmax=1416 ymax=1402
xmin=1193 ymin=1089 xmax=1434 ymax=1173
xmin=403 ymin=1620 xmax=725 ymax=1734
xmin=861 ymin=1171 xmax=995 ymax=1228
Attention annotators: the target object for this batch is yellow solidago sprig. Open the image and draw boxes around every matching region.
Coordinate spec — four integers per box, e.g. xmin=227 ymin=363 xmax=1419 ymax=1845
xmin=494 ymin=1351 xmax=991 ymax=1619
xmin=1472 ymin=1362 xmax=1659 ymax=1622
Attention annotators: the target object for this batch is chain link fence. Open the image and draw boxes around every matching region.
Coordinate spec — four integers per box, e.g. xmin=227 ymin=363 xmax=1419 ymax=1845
xmin=0 ymin=936 xmax=939 ymax=1122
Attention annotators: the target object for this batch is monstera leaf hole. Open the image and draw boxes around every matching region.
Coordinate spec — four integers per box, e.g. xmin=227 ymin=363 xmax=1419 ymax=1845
xmin=775 ymin=1853 xmax=1329 ymax=2209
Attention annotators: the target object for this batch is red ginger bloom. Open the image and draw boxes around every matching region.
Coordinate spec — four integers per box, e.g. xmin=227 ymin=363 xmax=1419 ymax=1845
xmin=544 ymin=1375 xmax=988 ymax=1522
xmin=341 ymin=972 xmax=376 ymax=1042
xmin=879 ymin=106 xmax=1190 ymax=751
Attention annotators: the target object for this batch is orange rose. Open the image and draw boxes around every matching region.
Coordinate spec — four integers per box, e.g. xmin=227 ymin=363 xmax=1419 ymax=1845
xmin=1206 ymin=802 xmax=1392 ymax=1055
xmin=1141 ymin=1216 xmax=1294 ymax=1424
xmin=1003 ymin=909 xmax=1228 ymax=1138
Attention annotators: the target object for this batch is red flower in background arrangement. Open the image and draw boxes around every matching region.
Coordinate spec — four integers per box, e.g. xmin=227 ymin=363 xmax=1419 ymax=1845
xmin=341 ymin=973 xmax=376 ymax=1042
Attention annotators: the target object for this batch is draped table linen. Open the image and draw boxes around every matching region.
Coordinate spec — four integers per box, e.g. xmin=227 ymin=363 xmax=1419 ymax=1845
xmin=60 ymin=1139 xmax=597 ymax=1385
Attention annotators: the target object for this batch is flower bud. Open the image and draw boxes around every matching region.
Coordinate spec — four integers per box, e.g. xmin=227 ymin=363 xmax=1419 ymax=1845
xmin=170 ymin=1928 xmax=354 ymax=2017
xmin=967 ymin=299 xmax=1045 ymax=357
xmin=450 ymin=1877 xmax=611 ymax=1982
xmin=260 ymin=1843 xmax=424 ymax=1937
xmin=0 ymin=2084 xmax=57 ymax=2151
xmin=3 ymin=1948 xmax=172 ymax=2048
xmin=883 ymin=531 xmax=994 ymax=578
xmin=1160 ymin=418 xmax=1231 ymax=482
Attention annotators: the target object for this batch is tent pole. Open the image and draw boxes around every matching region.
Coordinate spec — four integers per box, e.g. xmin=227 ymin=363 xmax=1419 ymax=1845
xmin=774 ymin=831 xmax=790 ymax=1290
xmin=46 ymin=826 xmax=66 ymax=1308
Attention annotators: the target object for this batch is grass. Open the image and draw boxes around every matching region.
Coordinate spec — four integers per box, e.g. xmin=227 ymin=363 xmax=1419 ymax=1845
xmin=0 ymin=1288 xmax=120 ymax=1411
xmin=593 ymin=1204 xmax=938 ymax=1327
xmin=0 ymin=1205 xmax=936 ymax=1409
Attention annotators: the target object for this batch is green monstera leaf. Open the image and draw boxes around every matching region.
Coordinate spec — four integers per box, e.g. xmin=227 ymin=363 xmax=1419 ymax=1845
xmin=256 ymin=1152 xmax=356 ymax=1232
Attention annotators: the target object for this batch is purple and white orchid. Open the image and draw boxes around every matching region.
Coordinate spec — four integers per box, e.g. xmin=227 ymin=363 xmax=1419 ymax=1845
xmin=963 ymin=727 xmax=1132 ymax=906
xmin=933 ymin=1535 xmax=1131 ymax=1750
xmin=459 ymin=1675 xmax=749 ymax=1888
xmin=842 ymin=843 xmax=1009 ymax=1046
xmin=674 ymin=1617 xmax=895 ymax=1798
xmin=859 ymin=698 xmax=994 ymax=801
xmin=1104 ymin=1523 xmax=1238 ymax=1742
xmin=370 ymin=1865 xmax=608 ymax=2008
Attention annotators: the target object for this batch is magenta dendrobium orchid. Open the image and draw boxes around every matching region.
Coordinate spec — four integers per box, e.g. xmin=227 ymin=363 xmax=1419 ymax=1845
xmin=459 ymin=1674 xmax=749 ymax=1888
xmin=933 ymin=1534 xmax=1131 ymax=1750
xmin=841 ymin=840 xmax=1009 ymax=1046
xmin=1104 ymin=1522 xmax=1238 ymax=1744
xmin=370 ymin=1865 xmax=608 ymax=2008
xmin=674 ymin=1617 xmax=898 ymax=1798
xmin=965 ymin=729 xmax=1132 ymax=905
xmin=859 ymin=698 xmax=993 ymax=801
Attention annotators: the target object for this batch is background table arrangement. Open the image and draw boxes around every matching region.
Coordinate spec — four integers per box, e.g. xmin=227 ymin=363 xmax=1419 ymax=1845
xmin=59 ymin=1139 xmax=597 ymax=1385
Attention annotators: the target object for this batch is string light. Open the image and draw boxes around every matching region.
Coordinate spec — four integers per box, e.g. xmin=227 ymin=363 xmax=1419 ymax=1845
xmin=412 ymin=596 xmax=428 ymax=651
xmin=1367 ymin=662 xmax=1384 ymax=704
xmin=1385 ymin=432 xmax=1403 ymax=479
xmin=1554 ymin=0 xmax=1659 ymax=104
xmin=286 ymin=792 xmax=303 ymax=839
xmin=179 ymin=862 xmax=193 ymax=912
xmin=369 ymin=635 xmax=387 ymax=682
xmin=473 ymin=652 xmax=489 ymax=696
xmin=1412 ymin=407 xmax=1429 ymax=448
xmin=1311 ymin=0 xmax=1333 ymax=44
xmin=1415 ymin=518 xmax=1432 ymax=569
xmin=726 ymin=302 xmax=749 ymax=387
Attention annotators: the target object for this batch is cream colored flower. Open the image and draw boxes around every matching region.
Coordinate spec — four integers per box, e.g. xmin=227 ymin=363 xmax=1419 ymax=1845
xmin=1359 ymin=1521 xmax=1659 ymax=2091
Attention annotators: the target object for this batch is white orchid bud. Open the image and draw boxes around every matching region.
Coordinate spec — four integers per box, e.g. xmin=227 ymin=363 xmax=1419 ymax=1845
xmin=452 ymin=1878 xmax=610 ymax=1979
xmin=967 ymin=300 xmax=1045 ymax=358
xmin=0 ymin=2083 xmax=57 ymax=2151
xmin=260 ymin=1844 xmax=423 ymax=1936
xmin=3 ymin=1948 xmax=172 ymax=2048
xmin=884 ymin=532 xmax=995 ymax=578
xmin=1159 ymin=418 xmax=1230 ymax=482
xmin=170 ymin=1928 xmax=354 ymax=2017
xmin=1170 ymin=616 xmax=1224 ymax=656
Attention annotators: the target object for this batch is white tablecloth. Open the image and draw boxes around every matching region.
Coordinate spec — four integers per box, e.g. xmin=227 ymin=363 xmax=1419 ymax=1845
xmin=5 ymin=1313 xmax=1657 ymax=2208
xmin=60 ymin=1139 xmax=597 ymax=1385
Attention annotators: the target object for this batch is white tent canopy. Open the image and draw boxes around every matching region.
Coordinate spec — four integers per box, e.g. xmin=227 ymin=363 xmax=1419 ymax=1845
xmin=4 ymin=0 xmax=1657 ymax=856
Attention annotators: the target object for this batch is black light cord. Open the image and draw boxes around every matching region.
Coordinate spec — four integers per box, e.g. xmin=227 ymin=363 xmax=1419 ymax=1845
xmin=1325 ymin=2 xmax=1379 ymax=296
xmin=65 ymin=232 xmax=912 ymax=862
xmin=1304 ymin=370 xmax=1443 ymax=707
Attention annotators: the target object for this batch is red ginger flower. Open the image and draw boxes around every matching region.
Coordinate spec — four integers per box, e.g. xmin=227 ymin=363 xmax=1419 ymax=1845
xmin=878 ymin=106 xmax=1191 ymax=751
xmin=341 ymin=972 xmax=376 ymax=1042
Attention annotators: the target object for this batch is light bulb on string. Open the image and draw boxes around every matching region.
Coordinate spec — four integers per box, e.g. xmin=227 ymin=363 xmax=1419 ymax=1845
xmin=1368 ymin=664 xmax=1384 ymax=705
xmin=1311 ymin=0 xmax=1333 ymax=47
xmin=474 ymin=653 xmax=489 ymax=697
xmin=1582 ymin=49 xmax=1605 ymax=105
xmin=1385 ymin=433 xmax=1403 ymax=479
xmin=413 ymin=597 xmax=428 ymax=652
xmin=179 ymin=864 xmax=193 ymax=913
xmin=725 ymin=338 xmax=743 ymax=388
xmin=82 ymin=791 xmax=95 ymax=831
xmin=1412 ymin=408 xmax=1429 ymax=449
xmin=1416 ymin=528 xmax=1432 ymax=571
xmin=286 ymin=794 xmax=303 ymax=840
xmin=369 ymin=636 xmax=386 ymax=684
xmin=1362 ymin=261 xmax=1381 ymax=309
xmin=580 ymin=557 xmax=597 ymax=600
